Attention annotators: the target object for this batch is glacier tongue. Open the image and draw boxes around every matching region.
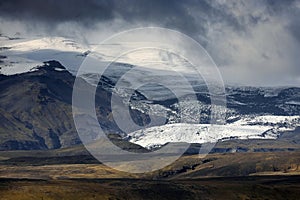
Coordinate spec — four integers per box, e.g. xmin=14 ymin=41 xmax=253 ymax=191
xmin=126 ymin=115 xmax=300 ymax=149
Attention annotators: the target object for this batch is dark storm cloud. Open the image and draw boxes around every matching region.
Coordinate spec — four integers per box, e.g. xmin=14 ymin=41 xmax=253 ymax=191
xmin=0 ymin=0 xmax=255 ymax=35
xmin=0 ymin=0 xmax=298 ymax=35
xmin=0 ymin=0 xmax=194 ymax=30
xmin=0 ymin=0 xmax=114 ymax=25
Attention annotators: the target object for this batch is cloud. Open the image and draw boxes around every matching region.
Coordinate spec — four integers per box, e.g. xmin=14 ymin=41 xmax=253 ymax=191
xmin=190 ymin=0 xmax=300 ymax=86
xmin=0 ymin=0 xmax=114 ymax=25
xmin=0 ymin=0 xmax=199 ymax=34
xmin=0 ymin=0 xmax=299 ymax=86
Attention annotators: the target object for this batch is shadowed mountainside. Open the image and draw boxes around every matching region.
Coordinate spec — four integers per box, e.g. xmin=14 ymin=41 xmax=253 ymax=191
xmin=0 ymin=61 xmax=149 ymax=150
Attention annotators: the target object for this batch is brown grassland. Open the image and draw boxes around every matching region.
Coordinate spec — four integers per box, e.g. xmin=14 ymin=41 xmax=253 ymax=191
xmin=0 ymin=151 xmax=300 ymax=199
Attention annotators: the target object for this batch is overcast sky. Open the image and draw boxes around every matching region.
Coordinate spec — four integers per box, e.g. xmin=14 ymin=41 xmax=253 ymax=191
xmin=0 ymin=0 xmax=300 ymax=86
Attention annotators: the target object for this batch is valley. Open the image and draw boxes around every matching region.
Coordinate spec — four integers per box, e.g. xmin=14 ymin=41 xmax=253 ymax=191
xmin=0 ymin=150 xmax=300 ymax=200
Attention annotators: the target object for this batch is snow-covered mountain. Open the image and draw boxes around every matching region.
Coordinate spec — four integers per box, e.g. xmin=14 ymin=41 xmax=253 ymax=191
xmin=1 ymin=35 xmax=300 ymax=151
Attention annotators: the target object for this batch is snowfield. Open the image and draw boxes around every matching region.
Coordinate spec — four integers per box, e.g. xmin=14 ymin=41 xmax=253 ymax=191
xmin=0 ymin=36 xmax=193 ymax=76
xmin=0 ymin=55 xmax=43 ymax=75
xmin=0 ymin=36 xmax=88 ymax=75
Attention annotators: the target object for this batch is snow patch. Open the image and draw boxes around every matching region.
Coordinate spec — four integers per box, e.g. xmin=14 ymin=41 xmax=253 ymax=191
xmin=286 ymin=101 xmax=300 ymax=106
xmin=54 ymin=68 xmax=66 ymax=72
